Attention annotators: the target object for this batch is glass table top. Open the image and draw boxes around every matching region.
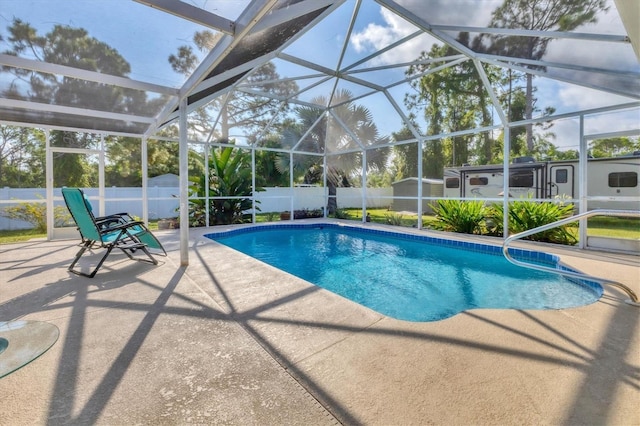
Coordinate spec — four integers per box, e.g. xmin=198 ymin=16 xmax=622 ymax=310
xmin=0 ymin=320 xmax=59 ymax=379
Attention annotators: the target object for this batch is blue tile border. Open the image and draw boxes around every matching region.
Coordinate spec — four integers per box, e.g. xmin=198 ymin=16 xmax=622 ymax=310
xmin=205 ymin=222 xmax=556 ymax=262
xmin=204 ymin=222 xmax=603 ymax=297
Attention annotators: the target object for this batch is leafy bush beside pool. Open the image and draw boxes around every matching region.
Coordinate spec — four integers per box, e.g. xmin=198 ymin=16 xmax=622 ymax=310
xmin=429 ymin=199 xmax=577 ymax=245
xmin=429 ymin=199 xmax=486 ymax=235
xmin=486 ymin=199 xmax=577 ymax=245
xmin=1 ymin=204 xmax=636 ymax=245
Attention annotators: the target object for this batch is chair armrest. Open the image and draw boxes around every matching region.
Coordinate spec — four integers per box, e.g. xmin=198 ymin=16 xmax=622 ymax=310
xmin=95 ymin=213 xmax=133 ymax=222
xmin=99 ymin=220 xmax=145 ymax=235
xmin=95 ymin=214 xmax=137 ymax=230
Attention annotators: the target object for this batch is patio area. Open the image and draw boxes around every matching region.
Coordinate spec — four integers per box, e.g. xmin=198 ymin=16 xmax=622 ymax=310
xmin=1 ymin=223 xmax=638 ymax=425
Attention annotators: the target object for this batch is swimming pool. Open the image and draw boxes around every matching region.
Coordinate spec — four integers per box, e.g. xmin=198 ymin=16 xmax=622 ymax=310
xmin=205 ymin=223 xmax=602 ymax=321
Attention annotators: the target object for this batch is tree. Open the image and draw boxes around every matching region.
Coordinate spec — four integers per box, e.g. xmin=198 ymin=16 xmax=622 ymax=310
xmin=0 ymin=125 xmax=45 ymax=188
xmin=188 ymin=145 xmax=262 ymax=226
xmin=146 ymin=139 xmax=205 ymax=180
xmin=3 ymin=19 xmax=150 ymax=115
xmin=390 ymin=127 xmax=419 ymax=181
xmin=254 ymin=137 xmax=289 ymax=187
xmin=102 ymin=137 xmax=204 ymax=187
xmin=170 ymin=31 xmax=299 ymax=141
xmin=589 ymin=137 xmax=639 ymax=158
xmin=2 ymin=19 xmax=154 ymax=186
xmin=502 ymin=86 xmax=528 ymax=155
xmin=484 ymin=0 xmax=608 ymax=152
xmin=278 ymin=89 xmax=390 ymax=213
xmin=404 ymin=42 xmax=499 ymax=177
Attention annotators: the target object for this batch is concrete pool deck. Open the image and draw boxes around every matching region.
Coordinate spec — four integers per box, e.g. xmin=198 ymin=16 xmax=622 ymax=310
xmin=1 ymin=220 xmax=638 ymax=425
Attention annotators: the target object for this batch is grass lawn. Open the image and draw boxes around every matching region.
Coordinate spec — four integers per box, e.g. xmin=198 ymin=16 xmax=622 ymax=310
xmin=0 ymin=220 xmax=160 ymax=244
xmin=1 ymin=213 xmax=637 ymax=244
xmin=337 ymin=208 xmax=438 ymax=228
xmin=326 ymin=208 xmax=640 ymax=240
xmin=586 ymin=217 xmax=640 ymax=239
xmin=0 ymin=228 xmax=48 ymax=244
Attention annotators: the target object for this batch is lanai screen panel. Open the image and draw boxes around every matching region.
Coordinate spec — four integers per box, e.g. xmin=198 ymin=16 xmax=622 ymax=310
xmin=393 ymin=0 xmax=639 ymax=97
xmin=187 ymin=1 xmax=332 ymax=107
xmin=0 ymin=0 xmax=219 ymax=132
xmin=1 ymin=0 xmax=638 ymax=140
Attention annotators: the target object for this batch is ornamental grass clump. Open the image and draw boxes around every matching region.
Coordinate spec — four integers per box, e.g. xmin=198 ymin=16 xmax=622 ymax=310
xmin=429 ymin=199 xmax=487 ymax=234
xmin=385 ymin=212 xmax=404 ymax=226
xmin=488 ymin=199 xmax=577 ymax=245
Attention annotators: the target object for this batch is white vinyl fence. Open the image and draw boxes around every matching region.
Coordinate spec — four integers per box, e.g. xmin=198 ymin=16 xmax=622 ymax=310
xmin=0 ymin=186 xmax=392 ymax=231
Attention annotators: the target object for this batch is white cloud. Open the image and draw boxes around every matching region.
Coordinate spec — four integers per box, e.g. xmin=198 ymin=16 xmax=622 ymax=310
xmin=583 ymin=109 xmax=640 ymax=137
xmin=350 ymin=9 xmax=415 ymax=52
xmin=393 ymin=0 xmax=498 ymax=26
xmin=350 ymin=8 xmax=441 ymax=66
xmin=558 ymin=85 xmax=635 ymax=111
xmin=348 ymin=1 xmax=499 ymax=65
xmin=539 ymin=101 xmax=640 ymax=151
xmin=546 ymin=38 xmax=638 ymax=74
xmin=546 ymin=119 xmax=581 ymax=150
xmin=345 ymin=0 xmax=638 ymax=148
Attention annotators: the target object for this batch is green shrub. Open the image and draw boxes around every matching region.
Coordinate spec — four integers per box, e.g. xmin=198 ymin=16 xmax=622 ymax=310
xmin=332 ymin=208 xmax=350 ymax=219
xmin=385 ymin=212 xmax=404 ymax=226
xmin=294 ymin=208 xmax=323 ymax=219
xmin=488 ymin=199 xmax=577 ymax=245
xmin=0 ymin=198 xmax=71 ymax=232
xmin=429 ymin=199 xmax=487 ymax=234
xmin=188 ymin=146 xmax=263 ymax=226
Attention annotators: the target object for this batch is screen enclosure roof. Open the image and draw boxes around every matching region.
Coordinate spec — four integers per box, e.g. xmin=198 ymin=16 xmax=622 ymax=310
xmin=1 ymin=0 xmax=638 ymax=141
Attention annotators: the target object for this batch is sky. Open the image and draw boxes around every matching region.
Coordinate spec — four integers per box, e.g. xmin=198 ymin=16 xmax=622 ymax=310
xmin=283 ymin=0 xmax=638 ymax=151
xmin=1 ymin=0 xmax=638 ymax=152
xmin=341 ymin=0 xmax=639 ymax=150
xmin=0 ymin=0 xmax=217 ymax=87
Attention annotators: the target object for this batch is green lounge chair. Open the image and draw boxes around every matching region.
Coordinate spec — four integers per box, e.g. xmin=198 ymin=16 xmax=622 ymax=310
xmin=80 ymin=192 xmax=166 ymax=256
xmin=61 ymin=187 xmax=166 ymax=278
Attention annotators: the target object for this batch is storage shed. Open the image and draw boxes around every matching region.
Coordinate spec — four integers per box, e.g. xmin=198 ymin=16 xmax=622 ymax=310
xmin=392 ymin=178 xmax=444 ymax=214
xmin=148 ymin=173 xmax=179 ymax=187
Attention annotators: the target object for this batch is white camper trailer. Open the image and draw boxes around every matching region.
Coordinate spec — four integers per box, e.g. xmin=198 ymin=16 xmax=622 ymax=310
xmin=443 ymin=155 xmax=640 ymax=210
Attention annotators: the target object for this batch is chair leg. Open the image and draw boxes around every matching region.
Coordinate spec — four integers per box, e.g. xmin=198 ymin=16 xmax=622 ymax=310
xmin=69 ymin=236 xmax=158 ymax=278
xmin=69 ymin=242 xmax=116 ymax=278
xmin=117 ymin=244 xmax=158 ymax=265
xmin=138 ymin=245 xmax=159 ymax=265
xmin=68 ymin=240 xmax=91 ymax=272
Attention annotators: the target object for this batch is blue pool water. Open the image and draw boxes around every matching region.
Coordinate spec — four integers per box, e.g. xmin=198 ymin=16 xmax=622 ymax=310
xmin=205 ymin=224 xmax=602 ymax=322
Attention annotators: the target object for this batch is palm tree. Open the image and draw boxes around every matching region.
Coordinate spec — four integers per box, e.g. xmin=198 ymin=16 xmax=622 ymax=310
xmin=188 ymin=144 xmax=263 ymax=226
xmin=277 ymin=89 xmax=389 ymax=214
